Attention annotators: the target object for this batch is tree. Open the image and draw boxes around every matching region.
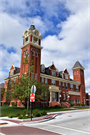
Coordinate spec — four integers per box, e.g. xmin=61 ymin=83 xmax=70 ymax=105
xmin=12 ymin=54 xmax=49 ymax=108
xmin=5 ymin=77 xmax=12 ymax=105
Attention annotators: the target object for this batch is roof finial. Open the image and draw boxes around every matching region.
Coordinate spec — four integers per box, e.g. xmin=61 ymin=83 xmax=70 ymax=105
xmin=52 ymin=61 xmax=54 ymax=65
xmin=32 ymin=10 xmax=34 ymax=25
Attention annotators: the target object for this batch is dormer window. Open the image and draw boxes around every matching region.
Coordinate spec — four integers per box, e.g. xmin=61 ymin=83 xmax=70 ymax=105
xmin=10 ymin=70 xmax=13 ymax=76
xmin=65 ymin=74 xmax=68 ymax=79
xmin=51 ymin=70 xmax=56 ymax=76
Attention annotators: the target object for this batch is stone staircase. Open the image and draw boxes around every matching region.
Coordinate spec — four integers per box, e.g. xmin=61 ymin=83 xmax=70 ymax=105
xmin=61 ymin=102 xmax=71 ymax=108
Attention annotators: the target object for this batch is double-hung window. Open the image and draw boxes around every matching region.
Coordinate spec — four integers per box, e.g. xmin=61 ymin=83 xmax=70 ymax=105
xmin=59 ymin=81 xmax=61 ymax=89
xmin=76 ymin=85 xmax=79 ymax=91
xmin=42 ymin=77 xmax=44 ymax=83
xmin=52 ymin=80 xmax=55 ymax=85
xmin=35 ymin=74 xmax=37 ymax=81
xmin=66 ymin=83 xmax=68 ymax=89
xmin=45 ymin=78 xmax=47 ymax=84
xmin=63 ymin=82 xmax=65 ymax=89
xmin=70 ymin=84 xmax=73 ymax=90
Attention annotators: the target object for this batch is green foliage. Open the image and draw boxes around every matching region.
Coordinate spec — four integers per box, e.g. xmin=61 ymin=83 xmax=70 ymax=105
xmin=27 ymin=111 xmax=30 ymax=116
xmin=18 ymin=115 xmax=34 ymax=119
xmin=8 ymin=113 xmax=17 ymax=118
xmin=53 ymin=105 xmax=63 ymax=108
xmin=41 ymin=110 xmax=47 ymax=116
xmin=11 ymin=102 xmax=17 ymax=107
xmin=80 ymin=104 xmax=85 ymax=106
xmin=33 ymin=110 xmax=41 ymax=117
xmin=69 ymin=102 xmax=74 ymax=106
xmin=16 ymin=113 xmax=20 ymax=117
xmin=22 ymin=110 xmax=26 ymax=116
xmin=18 ymin=115 xmax=23 ymax=119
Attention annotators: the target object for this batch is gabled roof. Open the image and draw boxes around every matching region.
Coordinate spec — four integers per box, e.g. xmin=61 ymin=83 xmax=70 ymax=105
xmin=15 ymin=67 xmax=20 ymax=74
xmin=72 ymin=61 xmax=85 ymax=70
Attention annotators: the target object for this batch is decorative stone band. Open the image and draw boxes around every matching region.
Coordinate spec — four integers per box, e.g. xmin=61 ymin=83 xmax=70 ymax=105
xmin=69 ymin=91 xmax=80 ymax=95
xmin=41 ymin=73 xmax=80 ymax=86
xmin=49 ymin=85 xmax=61 ymax=92
xmin=20 ymin=41 xmax=43 ymax=49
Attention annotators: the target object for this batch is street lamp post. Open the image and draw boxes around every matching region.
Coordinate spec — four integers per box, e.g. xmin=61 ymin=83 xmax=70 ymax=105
xmin=59 ymin=95 xmax=61 ymax=103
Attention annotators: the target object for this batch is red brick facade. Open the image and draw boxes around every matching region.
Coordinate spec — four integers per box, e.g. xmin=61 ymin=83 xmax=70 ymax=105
xmin=3 ymin=25 xmax=88 ymax=107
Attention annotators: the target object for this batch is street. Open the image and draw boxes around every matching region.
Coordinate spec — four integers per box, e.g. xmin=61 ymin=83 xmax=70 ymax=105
xmin=0 ymin=109 xmax=90 ymax=135
xmin=23 ymin=109 xmax=90 ymax=135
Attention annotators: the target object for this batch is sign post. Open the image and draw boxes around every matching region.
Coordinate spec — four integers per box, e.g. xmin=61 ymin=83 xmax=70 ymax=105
xmin=30 ymin=85 xmax=36 ymax=121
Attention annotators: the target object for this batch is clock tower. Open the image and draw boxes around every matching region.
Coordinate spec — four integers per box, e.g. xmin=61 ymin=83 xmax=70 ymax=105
xmin=20 ymin=24 xmax=43 ymax=81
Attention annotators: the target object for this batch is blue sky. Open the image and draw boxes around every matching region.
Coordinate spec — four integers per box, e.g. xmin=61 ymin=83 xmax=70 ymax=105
xmin=0 ymin=0 xmax=90 ymax=93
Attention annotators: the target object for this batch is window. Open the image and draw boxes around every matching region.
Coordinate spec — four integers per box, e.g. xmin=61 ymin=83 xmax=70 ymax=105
xmin=77 ymin=70 xmax=78 ymax=74
xmin=45 ymin=78 xmax=48 ymax=84
xmin=70 ymin=84 xmax=73 ymax=90
xmin=52 ymin=92 xmax=56 ymax=102
xmin=26 ymin=50 xmax=28 ymax=54
xmin=23 ymin=51 xmax=25 ymax=57
xmin=66 ymin=93 xmax=68 ymax=100
xmin=52 ymin=80 xmax=55 ymax=85
xmin=76 ymin=100 xmax=80 ymax=103
xmin=65 ymin=74 xmax=68 ymax=79
xmin=31 ymin=73 xmax=33 ymax=80
xmin=66 ymin=83 xmax=68 ymax=89
xmin=51 ymin=70 xmax=56 ymax=76
xmin=63 ymin=92 xmax=65 ymax=100
xmin=76 ymin=85 xmax=79 ymax=91
xmin=10 ymin=70 xmax=13 ymax=76
xmin=59 ymin=81 xmax=61 ymax=89
xmin=74 ymin=71 xmax=76 ymax=75
xmin=32 ymin=51 xmax=34 ymax=56
xmin=70 ymin=99 xmax=74 ymax=103
xmin=35 ymin=74 xmax=37 ymax=81
xmin=25 ymin=37 xmax=28 ymax=42
xmin=63 ymin=82 xmax=65 ymax=89
xmin=42 ymin=77 xmax=44 ymax=83
xmin=36 ymin=52 xmax=38 ymax=57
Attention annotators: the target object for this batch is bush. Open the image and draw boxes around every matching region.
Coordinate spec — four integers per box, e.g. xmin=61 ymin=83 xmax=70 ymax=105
xmin=80 ymin=104 xmax=85 ymax=106
xmin=33 ymin=110 xmax=41 ymax=117
xmin=18 ymin=115 xmax=23 ymax=119
xmin=11 ymin=102 xmax=17 ymax=107
xmin=69 ymin=102 xmax=74 ymax=107
xmin=8 ymin=114 xmax=17 ymax=118
xmin=54 ymin=105 xmax=63 ymax=108
xmin=41 ymin=110 xmax=47 ymax=116
xmin=27 ymin=111 xmax=30 ymax=116
xmin=16 ymin=113 xmax=20 ymax=117
xmin=22 ymin=110 xmax=26 ymax=116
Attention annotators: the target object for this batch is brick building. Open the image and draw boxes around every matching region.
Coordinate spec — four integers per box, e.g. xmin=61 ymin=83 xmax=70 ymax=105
xmin=3 ymin=24 xmax=87 ymax=107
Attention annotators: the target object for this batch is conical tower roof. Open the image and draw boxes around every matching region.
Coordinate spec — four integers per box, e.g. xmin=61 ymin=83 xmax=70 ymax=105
xmin=72 ymin=61 xmax=85 ymax=70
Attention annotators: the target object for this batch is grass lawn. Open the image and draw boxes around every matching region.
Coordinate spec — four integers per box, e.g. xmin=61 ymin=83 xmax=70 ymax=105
xmin=73 ymin=106 xmax=90 ymax=109
xmin=1 ymin=106 xmax=75 ymax=117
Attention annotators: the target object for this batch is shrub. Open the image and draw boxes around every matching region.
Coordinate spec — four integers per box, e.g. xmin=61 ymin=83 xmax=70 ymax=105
xmin=16 ymin=113 xmax=20 ymax=117
xmin=8 ymin=114 xmax=17 ymax=118
xmin=8 ymin=114 xmax=13 ymax=118
xmin=11 ymin=102 xmax=17 ymax=107
xmin=33 ymin=110 xmax=41 ymax=117
xmin=54 ymin=105 xmax=63 ymax=108
xmin=41 ymin=110 xmax=47 ymax=116
xmin=18 ymin=115 xmax=23 ymax=119
xmin=80 ymin=104 xmax=85 ymax=106
xmin=69 ymin=102 xmax=74 ymax=107
xmin=27 ymin=111 xmax=30 ymax=116
xmin=22 ymin=110 xmax=26 ymax=116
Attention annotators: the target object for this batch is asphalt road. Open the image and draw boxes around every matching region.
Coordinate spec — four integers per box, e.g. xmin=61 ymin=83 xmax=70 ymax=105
xmin=23 ymin=109 xmax=90 ymax=135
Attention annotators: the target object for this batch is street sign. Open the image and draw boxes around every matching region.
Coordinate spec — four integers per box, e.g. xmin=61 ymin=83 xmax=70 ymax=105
xmin=30 ymin=94 xmax=35 ymax=102
xmin=31 ymin=85 xmax=36 ymax=94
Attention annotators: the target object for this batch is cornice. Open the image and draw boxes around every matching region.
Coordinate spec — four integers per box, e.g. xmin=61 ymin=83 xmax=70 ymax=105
xmin=20 ymin=41 xmax=43 ymax=49
xmin=69 ymin=91 xmax=80 ymax=95
xmin=40 ymin=73 xmax=80 ymax=85
xmin=4 ymin=73 xmax=20 ymax=80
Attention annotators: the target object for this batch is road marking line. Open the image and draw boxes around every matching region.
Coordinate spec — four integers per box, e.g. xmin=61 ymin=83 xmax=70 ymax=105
xmin=42 ymin=124 xmax=90 ymax=134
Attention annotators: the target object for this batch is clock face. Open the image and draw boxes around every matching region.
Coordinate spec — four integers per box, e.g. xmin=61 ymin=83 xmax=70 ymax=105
xmin=34 ymin=31 xmax=38 ymax=36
